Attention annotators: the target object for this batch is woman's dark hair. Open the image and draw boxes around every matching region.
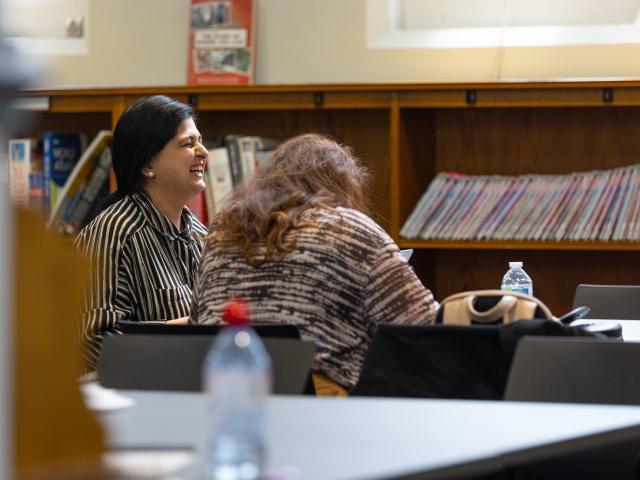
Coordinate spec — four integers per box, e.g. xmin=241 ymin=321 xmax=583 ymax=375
xmin=96 ymin=95 xmax=195 ymax=212
xmin=112 ymin=95 xmax=195 ymax=195
xmin=209 ymin=133 xmax=370 ymax=266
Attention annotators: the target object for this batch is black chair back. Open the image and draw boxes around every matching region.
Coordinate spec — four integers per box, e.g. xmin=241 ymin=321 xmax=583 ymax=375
xmin=573 ymin=284 xmax=640 ymax=320
xmin=351 ymin=324 xmax=510 ymax=399
xmin=351 ymin=320 xmax=601 ymax=400
xmin=97 ymin=334 xmax=315 ymax=394
xmin=505 ymin=336 xmax=640 ymax=404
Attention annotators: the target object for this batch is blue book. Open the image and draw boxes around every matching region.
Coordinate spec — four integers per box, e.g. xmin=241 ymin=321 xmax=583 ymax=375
xmin=42 ymin=132 xmax=84 ymax=218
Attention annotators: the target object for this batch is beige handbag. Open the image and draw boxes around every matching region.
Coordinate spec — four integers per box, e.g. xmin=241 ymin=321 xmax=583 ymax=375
xmin=436 ymin=289 xmax=556 ymax=325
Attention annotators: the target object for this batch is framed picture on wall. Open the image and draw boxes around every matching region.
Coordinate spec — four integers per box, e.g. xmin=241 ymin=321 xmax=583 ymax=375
xmin=188 ymin=0 xmax=256 ymax=85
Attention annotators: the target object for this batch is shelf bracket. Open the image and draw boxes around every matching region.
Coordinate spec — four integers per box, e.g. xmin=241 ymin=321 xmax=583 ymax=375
xmin=313 ymin=92 xmax=324 ymax=107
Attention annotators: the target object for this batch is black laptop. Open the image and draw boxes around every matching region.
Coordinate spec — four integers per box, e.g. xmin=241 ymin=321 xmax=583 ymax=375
xmin=97 ymin=333 xmax=316 ymax=395
xmin=117 ymin=320 xmax=301 ymax=338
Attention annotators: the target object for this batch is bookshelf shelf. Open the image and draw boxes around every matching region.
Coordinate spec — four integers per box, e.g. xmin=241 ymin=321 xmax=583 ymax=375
xmin=398 ymin=240 xmax=640 ymax=252
xmin=19 ymin=80 xmax=640 ymax=314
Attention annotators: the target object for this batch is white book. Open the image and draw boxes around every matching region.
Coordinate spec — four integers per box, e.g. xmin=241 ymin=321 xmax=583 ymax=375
xmin=206 ymin=147 xmax=234 ymax=215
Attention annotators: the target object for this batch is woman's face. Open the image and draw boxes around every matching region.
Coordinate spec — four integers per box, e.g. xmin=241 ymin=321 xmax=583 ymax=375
xmin=145 ymin=117 xmax=208 ymax=203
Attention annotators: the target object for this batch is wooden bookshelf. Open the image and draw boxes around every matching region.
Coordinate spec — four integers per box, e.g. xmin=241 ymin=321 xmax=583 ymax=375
xmin=20 ymin=81 xmax=640 ymax=314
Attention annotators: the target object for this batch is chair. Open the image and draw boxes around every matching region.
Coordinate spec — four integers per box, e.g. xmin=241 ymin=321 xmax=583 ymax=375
xmin=97 ymin=334 xmax=316 ymax=394
xmin=573 ymin=284 xmax=640 ymax=320
xmin=505 ymin=336 xmax=640 ymax=404
xmin=504 ymin=336 xmax=640 ymax=480
xmin=350 ymin=324 xmax=511 ymax=399
xmin=350 ymin=321 xmax=601 ymax=400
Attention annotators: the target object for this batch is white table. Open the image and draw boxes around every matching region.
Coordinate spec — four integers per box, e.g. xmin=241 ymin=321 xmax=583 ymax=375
xmin=98 ymin=391 xmax=640 ymax=480
xmin=571 ymin=319 xmax=640 ymax=341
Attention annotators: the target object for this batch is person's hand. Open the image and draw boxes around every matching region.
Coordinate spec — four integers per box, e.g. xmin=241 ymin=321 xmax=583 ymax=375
xmin=165 ymin=316 xmax=189 ymax=325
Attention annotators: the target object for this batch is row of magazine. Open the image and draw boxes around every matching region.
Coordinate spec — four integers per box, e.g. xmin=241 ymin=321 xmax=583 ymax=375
xmin=401 ymin=165 xmax=640 ymax=242
xmin=8 ymin=130 xmax=280 ymax=234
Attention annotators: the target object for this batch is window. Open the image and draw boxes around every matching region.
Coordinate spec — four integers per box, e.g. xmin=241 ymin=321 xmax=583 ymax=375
xmin=367 ymin=0 xmax=640 ymax=48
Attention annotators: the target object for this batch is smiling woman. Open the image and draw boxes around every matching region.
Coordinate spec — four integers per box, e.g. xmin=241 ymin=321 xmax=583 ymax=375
xmin=73 ymin=95 xmax=209 ymax=370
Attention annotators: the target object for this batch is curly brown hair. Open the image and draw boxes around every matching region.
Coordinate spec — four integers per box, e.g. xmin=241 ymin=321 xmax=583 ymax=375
xmin=208 ymin=133 xmax=371 ymax=266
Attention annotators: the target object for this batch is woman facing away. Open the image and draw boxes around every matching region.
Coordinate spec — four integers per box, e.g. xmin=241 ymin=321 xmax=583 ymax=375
xmin=75 ymin=95 xmax=208 ymax=369
xmin=190 ymin=133 xmax=438 ymax=394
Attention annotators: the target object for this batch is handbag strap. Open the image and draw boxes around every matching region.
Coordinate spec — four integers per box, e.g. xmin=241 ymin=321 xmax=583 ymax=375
xmin=439 ymin=289 xmax=557 ymax=325
xmin=465 ymin=294 xmax=517 ymax=323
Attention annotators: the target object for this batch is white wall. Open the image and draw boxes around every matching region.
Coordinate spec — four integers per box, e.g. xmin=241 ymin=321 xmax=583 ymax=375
xmin=22 ymin=0 xmax=640 ymax=88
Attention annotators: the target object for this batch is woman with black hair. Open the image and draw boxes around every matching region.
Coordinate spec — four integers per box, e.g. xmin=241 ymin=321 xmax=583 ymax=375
xmin=75 ymin=95 xmax=208 ymax=369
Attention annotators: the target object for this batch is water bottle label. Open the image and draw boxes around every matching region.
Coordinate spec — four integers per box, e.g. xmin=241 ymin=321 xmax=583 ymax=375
xmin=502 ymin=285 xmax=530 ymax=295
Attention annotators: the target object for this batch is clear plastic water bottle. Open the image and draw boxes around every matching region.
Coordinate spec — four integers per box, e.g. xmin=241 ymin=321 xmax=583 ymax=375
xmin=202 ymin=299 xmax=273 ymax=480
xmin=501 ymin=261 xmax=533 ymax=296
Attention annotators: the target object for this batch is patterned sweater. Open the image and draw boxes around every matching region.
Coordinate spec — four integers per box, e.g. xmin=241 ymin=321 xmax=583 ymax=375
xmin=191 ymin=207 xmax=438 ymax=388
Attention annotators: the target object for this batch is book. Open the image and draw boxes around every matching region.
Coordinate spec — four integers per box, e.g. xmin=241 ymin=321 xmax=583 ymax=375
xmin=42 ymin=132 xmax=85 ymax=219
xmin=224 ymin=134 xmax=244 ymax=186
xmin=62 ymin=147 xmax=113 ymax=234
xmin=253 ymin=136 xmax=280 ymax=166
xmin=206 ymin=146 xmax=234 ymax=215
xmin=47 ymin=130 xmax=111 ymax=233
xmin=8 ymin=138 xmax=41 ymax=209
xmin=28 ymin=171 xmax=46 ymax=216
xmin=188 ymin=0 xmax=257 ymax=85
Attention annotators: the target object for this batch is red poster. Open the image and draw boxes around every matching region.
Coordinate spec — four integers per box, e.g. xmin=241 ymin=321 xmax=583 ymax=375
xmin=188 ymin=0 xmax=256 ymax=85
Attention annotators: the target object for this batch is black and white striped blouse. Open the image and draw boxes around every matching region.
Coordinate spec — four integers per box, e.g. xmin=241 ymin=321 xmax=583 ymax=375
xmin=75 ymin=191 xmax=207 ymax=369
xmin=190 ymin=207 xmax=438 ymax=388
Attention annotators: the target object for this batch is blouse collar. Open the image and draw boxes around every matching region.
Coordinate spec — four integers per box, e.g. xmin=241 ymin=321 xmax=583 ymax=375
xmin=131 ymin=191 xmax=195 ymax=242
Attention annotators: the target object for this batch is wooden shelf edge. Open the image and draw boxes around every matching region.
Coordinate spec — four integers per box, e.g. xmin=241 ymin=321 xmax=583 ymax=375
xmin=398 ymin=239 xmax=640 ymax=251
xmin=22 ymin=79 xmax=640 ymax=97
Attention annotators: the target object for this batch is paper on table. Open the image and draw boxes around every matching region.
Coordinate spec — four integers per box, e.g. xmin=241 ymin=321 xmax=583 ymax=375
xmin=80 ymin=382 xmax=135 ymax=412
xmin=103 ymin=449 xmax=195 ymax=479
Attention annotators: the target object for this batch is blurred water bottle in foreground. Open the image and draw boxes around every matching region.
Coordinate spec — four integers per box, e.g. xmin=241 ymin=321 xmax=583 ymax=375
xmin=203 ymin=299 xmax=273 ymax=480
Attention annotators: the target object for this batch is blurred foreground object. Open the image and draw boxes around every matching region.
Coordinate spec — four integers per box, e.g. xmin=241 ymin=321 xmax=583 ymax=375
xmin=14 ymin=208 xmax=105 ymax=479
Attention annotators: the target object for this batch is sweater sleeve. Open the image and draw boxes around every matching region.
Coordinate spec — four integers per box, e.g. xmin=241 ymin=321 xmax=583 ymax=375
xmin=364 ymin=233 xmax=439 ymax=337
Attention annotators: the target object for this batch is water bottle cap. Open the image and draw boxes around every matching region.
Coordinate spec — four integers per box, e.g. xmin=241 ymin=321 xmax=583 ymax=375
xmin=509 ymin=261 xmax=523 ymax=268
xmin=222 ymin=299 xmax=250 ymax=326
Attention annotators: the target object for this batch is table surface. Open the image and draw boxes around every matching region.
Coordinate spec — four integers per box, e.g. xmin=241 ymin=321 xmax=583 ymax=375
xmin=98 ymin=391 xmax=640 ymax=480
